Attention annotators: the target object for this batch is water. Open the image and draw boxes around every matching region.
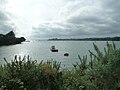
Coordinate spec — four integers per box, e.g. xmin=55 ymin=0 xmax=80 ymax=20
xmin=0 ymin=41 xmax=120 ymax=68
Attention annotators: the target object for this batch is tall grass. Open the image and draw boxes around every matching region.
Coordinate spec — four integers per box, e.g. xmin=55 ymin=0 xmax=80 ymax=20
xmin=0 ymin=42 xmax=120 ymax=90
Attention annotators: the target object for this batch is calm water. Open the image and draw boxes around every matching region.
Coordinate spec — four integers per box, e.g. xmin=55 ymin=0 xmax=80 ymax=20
xmin=0 ymin=41 xmax=120 ymax=68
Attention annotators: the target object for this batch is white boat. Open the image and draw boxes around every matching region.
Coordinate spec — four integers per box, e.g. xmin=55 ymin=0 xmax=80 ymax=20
xmin=50 ymin=46 xmax=58 ymax=52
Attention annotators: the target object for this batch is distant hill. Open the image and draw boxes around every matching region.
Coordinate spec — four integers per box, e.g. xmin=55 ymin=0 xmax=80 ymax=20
xmin=48 ymin=37 xmax=120 ymax=41
xmin=0 ymin=31 xmax=26 ymax=46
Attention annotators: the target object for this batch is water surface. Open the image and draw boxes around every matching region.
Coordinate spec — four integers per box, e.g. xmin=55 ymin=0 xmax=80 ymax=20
xmin=0 ymin=41 xmax=120 ymax=68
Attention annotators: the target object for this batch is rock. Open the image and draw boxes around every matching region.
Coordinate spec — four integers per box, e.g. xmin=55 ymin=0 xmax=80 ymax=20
xmin=15 ymin=37 xmax=26 ymax=44
xmin=6 ymin=31 xmax=15 ymax=37
xmin=0 ymin=31 xmax=26 ymax=46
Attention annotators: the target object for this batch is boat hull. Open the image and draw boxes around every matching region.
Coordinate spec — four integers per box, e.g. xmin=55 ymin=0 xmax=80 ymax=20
xmin=51 ymin=49 xmax=58 ymax=52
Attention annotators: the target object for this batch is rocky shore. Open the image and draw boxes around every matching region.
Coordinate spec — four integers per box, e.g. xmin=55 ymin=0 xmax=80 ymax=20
xmin=0 ymin=31 xmax=26 ymax=46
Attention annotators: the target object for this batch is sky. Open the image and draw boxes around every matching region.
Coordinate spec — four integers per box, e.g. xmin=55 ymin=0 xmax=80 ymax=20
xmin=0 ymin=0 xmax=120 ymax=39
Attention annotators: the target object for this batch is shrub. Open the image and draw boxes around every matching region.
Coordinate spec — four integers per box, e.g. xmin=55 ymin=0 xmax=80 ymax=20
xmin=0 ymin=42 xmax=120 ymax=90
xmin=0 ymin=56 xmax=63 ymax=90
xmin=63 ymin=42 xmax=120 ymax=90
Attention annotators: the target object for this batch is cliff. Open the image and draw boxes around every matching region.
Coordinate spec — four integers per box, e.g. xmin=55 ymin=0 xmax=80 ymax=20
xmin=0 ymin=31 xmax=26 ymax=46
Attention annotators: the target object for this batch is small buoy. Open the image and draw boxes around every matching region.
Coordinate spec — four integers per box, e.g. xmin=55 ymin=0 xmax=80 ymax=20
xmin=64 ymin=53 xmax=69 ymax=56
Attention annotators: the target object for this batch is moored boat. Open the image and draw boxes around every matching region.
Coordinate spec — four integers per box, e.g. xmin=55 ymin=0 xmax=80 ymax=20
xmin=64 ymin=53 xmax=69 ymax=56
xmin=50 ymin=46 xmax=58 ymax=52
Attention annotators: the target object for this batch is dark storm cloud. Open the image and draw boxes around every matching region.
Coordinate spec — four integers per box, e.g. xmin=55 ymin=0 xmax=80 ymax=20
xmin=32 ymin=22 xmax=91 ymax=38
xmin=32 ymin=0 xmax=120 ymax=38
xmin=0 ymin=0 xmax=15 ymax=34
xmin=0 ymin=10 xmax=14 ymax=34
xmin=99 ymin=0 xmax=120 ymax=35
xmin=32 ymin=23 xmax=70 ymax=38
xmin=65 ymin=0 xmax=120 ymax=36
xmin=0 ymin=11 xmax=8 ymax=21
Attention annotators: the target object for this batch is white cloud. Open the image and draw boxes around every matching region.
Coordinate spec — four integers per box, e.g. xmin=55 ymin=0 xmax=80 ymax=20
xmin=0 ymin=0 xmax=120 ymax=39
xmin=32 ymin=0 xmax=120 ymax=39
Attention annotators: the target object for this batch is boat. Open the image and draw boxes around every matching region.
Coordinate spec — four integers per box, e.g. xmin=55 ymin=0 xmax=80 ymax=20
xmin=64 ymin=53 xmax=69 ymax=56
xmin=50 ymin=46 xmax=58 ymax=52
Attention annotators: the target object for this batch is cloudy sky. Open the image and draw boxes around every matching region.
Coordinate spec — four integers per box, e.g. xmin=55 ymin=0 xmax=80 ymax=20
xmin=0 ymin=0 xmax=120 ymax=39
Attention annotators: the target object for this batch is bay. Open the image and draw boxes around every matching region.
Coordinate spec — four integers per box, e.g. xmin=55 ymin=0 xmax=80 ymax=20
xmin=0 ymin=41 xmax=120 ymax=68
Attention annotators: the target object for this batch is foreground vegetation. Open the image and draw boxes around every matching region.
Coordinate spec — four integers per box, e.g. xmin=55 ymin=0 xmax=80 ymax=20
xmin=0 ymin=42 xmax=120 ymax=90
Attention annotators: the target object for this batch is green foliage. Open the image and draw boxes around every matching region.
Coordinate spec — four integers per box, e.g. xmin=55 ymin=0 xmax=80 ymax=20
xmin=0 ymin=56 xmax=63 ymax=90
xmin=0 ymin=42 xmax=120 ymax=90
xmin=63 ymin=42 xmax=120 ymax=90
xmin=87 ymin=42 xmax=120 ymax=90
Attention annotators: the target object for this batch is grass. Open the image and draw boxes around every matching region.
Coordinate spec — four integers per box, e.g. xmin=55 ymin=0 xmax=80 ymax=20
xmin=0 ymin=42 xmax=120 ymax=90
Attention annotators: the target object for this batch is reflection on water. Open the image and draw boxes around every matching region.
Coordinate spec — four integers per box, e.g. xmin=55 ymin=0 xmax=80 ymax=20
xmin=0 ymin=41 xmax=120 ymax=68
